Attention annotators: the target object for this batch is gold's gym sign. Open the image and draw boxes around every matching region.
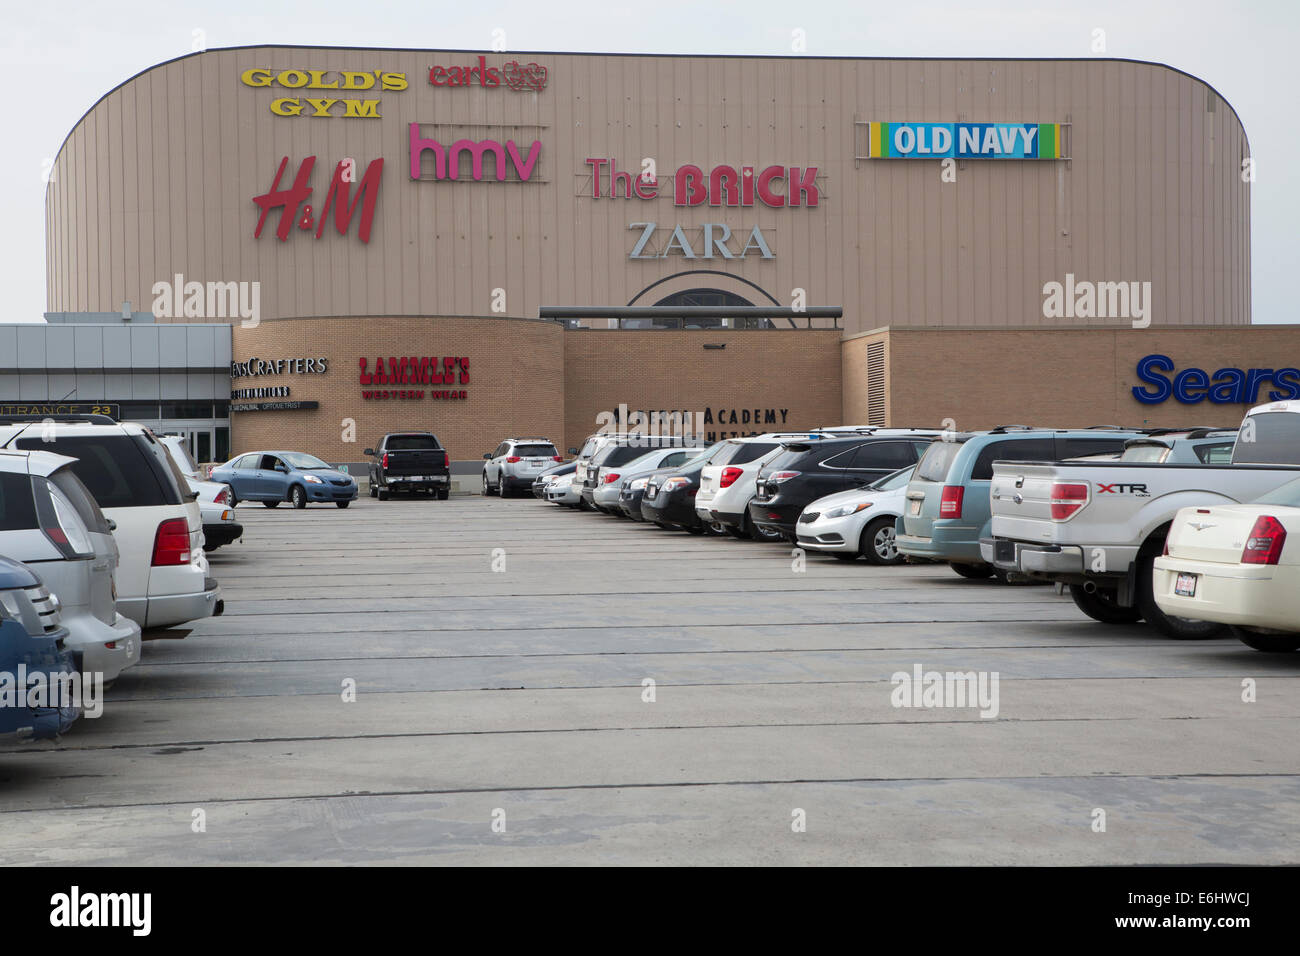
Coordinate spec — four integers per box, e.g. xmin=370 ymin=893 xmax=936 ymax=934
xmin=240 ymin=67 xmax=408 ymax=119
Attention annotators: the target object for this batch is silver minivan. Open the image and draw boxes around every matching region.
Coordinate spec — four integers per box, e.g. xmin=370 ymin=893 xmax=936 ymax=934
xmin=0 ymin=448 xmax=141 ymax=684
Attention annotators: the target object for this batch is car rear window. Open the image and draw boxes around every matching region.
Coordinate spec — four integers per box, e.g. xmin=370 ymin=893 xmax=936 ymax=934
xmin=600 ymin=445 xmax=658 ymax=467
xmin=915 ymin=440 xmax=966 ymax=482
xmin=47 ymin=468 xmax=113 ymax=534
xmin=513 ymin=444 xmax=557 ymax=458
xmin=386 ymin=434 xmax=441 ymax=450
xmin=764 ymin=442 xmax=851 ymax=471
xmin=1232 ymin=412 xmax=1300 ymax=465
xmin=1195 ymin=441 xmax=1235 ymax=464
xmin=1121 ymin=443 xmax=1171 ymax=463
xmin=0 ymin=472 xmax=38 ymax=530
xmin=971 ymin=438 xmax=1056 ymax=480
xmin=15 ymin=435 xmax=180 ymax=508
xmin=728 ymin=442 xmax=779 ymax=465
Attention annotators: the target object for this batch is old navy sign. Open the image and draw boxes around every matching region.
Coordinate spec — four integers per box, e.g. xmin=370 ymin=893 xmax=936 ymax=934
xmin=866 ymin=122 xmax=1063 ymax=159
xmin=1133 ymin=354 xmax=1300 ymax=405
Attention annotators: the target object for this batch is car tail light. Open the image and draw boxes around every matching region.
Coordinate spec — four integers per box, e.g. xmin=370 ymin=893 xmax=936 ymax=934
xmin=939 ymin=485 xmax=964 ymax=519
xmin=214 ymin=487 xmax=230 ymax=505
xmin=603 ymin=473 xmax=621 ymax=484
xmin=507 ymin=456 xmax=522 ymax=463
xmin=552 ymin=455 xmax=563 ymax=462
xmin=1049 ymin=483 xmax=1090 ymax=521
xmin=719 ymin=467 xmax=743 ymax=489
xmin=381 ymin=452 xmax=389 ymax=468
xmin=443 ymin=451 xmax=450 ymax=467
xmin=1242 ymin=515 xmax=1287 ymax=565
xmin=151 ymin=518 xmax=192 ymax=566
xmin=767 ymin=471 xmax=802 ymax=483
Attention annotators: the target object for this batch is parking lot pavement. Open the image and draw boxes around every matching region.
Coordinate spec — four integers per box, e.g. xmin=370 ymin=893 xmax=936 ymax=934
xmin=1 ymin=494 xmax=1297 ymax=865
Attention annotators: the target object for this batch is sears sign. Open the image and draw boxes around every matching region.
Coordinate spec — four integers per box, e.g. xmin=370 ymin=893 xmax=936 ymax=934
xmin=1132 ymin=354 xmax=1300 ymax=405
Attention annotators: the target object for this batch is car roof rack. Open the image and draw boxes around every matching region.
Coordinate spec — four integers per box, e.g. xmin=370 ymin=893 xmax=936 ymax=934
xmin=987 ymin=424 xmax=1037 ymax=433
xmin=0 ymin=413 xmax=118 ymax=425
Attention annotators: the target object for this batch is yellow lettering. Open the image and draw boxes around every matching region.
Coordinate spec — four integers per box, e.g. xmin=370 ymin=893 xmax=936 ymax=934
xmin=240 ymin=67 xmax=273 ymax=87
xmin=306 ymin=69 xmax=339 ymax=89
xmin=305 ymin=97 xmax=337 ymax=117
xmin=342 ymin=99 xmax=381 ymax=119
xmin=270 ymin=97 xmax=303 ymax=116
xmin=380 ymin=71 xmax=408 ymax=92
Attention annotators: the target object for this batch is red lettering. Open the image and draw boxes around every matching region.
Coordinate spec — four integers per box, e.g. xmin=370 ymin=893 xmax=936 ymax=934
xmin=585 ymin=158 xmax=607 ymax=198
xmin=358 ymin=357 xmax=371 ymax=385
xmin=741 ymin=166 xmax=755 ymax=206
xmin=709 ymin=165 xmax=739 ymax=206
xmin=756 ymin=165 xmax=785 ymax=207
xmin=314 ymin=157 xmax=383 ymax=243
xmin=429 ymin=66 xmax=447 ymax=86
xmin=253 ymin=156 xmax=315 ymax=241
xmin=790 ymin=166 xmax=819 ymax=207
xmin=458 ymin=357 xmax=470 ymax=385
xmin=674 ymin=164 xmax=707 ymax=206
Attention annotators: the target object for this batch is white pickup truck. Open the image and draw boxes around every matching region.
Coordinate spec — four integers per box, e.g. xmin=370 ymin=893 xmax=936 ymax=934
xmin=982 ymin=402 xmax=1300 ymax=638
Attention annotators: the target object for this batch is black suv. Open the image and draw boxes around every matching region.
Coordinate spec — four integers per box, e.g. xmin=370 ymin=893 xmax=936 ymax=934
xmin=748 ymin=435 xmax=934 ymax=541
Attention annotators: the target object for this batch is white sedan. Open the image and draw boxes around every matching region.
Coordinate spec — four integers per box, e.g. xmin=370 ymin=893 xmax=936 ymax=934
xmin=795 ymin=465 xmax=914 ymax=564
xmin=1153 ymin=476 xmax=1300 ymax=652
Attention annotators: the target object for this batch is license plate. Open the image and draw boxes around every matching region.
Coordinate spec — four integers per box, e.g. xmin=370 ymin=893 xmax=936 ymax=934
xmin=909 ymin=499 xmax=921 ymax=515
xmin=1175 ymin=573 xmax=1198 ymax=597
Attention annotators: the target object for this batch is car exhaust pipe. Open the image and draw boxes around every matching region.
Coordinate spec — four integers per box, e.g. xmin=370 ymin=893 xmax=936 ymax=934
xmin=1083 ymin=581 xmax=1098 ymax=594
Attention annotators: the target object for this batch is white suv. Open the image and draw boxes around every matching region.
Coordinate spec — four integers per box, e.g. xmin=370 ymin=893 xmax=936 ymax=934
xmin=0 ymin=415 xmax=222 ymax=630
xmin=696 ymin=434 xmax=809 ymax=540
xmin=0 ymin=448 xmax=142 ymax=682
xmin=482 ymin=437 xmax=562 ymax=497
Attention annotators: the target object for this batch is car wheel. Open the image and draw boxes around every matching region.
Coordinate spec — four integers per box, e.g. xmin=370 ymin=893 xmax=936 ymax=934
xmin=368 ymin=482 xmax=377 ymax=498
xmin=1068 ymin=584 xmax=1142 ymax=624
xmin=726 ymin=525 xmax=749 ymax=540
xmin=685 ymin=524 xmax=706 ymax=535
xmin=438 ymin=489 xmax=450 ymax=501
xmin=377 ymin=486 xmax=389 ymax=501
xmin=336 ymin=501 xmax=350 ymax=509
xmin=291 ymin=485 xmax=307 ymax=509
xmin=482 ymin=473 xmax=494 ymax=497
xmin=705 ymin=520 xmax=728 ymax=536
xmin=748 ymin=516 xmax=784 ymax=542
xmin=1231 ymin=626 xmax=1300 ymax=652
xmin=228 ymin=491 xmax=238 ymax=507
xmin=949 ymin=562 xmax=994 ymax=579
xmin=1135 ymin=555 xmax=1226 ymax=639
xmin=263 ymin=500 xmax=279 ymax=508
xmin=862 ymin=517 xmax=902 ymax=565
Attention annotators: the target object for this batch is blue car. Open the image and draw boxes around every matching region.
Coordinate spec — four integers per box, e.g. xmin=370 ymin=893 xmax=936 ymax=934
xmin=0 ymin=556 xmax=81 ymax=742
xmin=210 ymin=450 xmax=359 ymax=509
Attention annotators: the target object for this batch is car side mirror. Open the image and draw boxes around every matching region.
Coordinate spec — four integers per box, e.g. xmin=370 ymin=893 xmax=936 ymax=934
xmin=483 ymin=452 xmax=492 ymax=459
xmin=363 ymin=448 xmax=375 ymax=456
xmin=568 ymin=447 xmax=578 ymax=455
xmin=187 ymin=490 xmax=200 ymax=501
xmin=106 ymin=519 xmax=117 ymax=532
xmin=276 ymin=465 xmax=288 ymax=473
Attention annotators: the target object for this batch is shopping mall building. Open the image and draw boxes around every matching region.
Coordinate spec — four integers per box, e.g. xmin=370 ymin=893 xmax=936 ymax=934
xmin=21 ymin=45 xmax=1284 ymax=466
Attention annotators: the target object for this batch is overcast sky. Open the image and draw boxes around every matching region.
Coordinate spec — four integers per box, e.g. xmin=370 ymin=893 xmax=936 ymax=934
xmin=3 ymin=0 xmax=1293 ymax=324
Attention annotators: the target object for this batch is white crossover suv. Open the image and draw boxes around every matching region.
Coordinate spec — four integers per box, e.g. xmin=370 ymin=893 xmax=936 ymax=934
xmin=0 ymin=415 xmax=223 ymax=630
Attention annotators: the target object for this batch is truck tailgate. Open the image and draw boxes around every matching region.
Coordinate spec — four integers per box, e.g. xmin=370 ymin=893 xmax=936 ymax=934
xmin=989 ymin=463 xmax=1067 ymax=541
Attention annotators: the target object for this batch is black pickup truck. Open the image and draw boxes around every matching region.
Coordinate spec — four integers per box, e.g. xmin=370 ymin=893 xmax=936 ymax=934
xmin=365 ymin=433 xmax=450 ymax=500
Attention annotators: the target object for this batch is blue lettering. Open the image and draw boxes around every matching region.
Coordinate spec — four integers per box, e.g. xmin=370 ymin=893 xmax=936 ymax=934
xmin=1173 ymin=367 xmax=1210 ymax=403
xmin=1132 ymin=353 xmax=1174 ymax=404
xmin=1269 ymin=368 xmax=1300 ymax=401
xmin=1243 ymin=368 xmax=1274 ymax=404
xmin=1207 ymin=367 xmax=1245 ymax=404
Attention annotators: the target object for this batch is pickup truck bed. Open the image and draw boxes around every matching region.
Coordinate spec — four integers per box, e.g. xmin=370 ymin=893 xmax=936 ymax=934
xmin=983 ymin=460 xmax=1300 ymax=635
xmin=367 ymin=433 xmax=450 ymax=500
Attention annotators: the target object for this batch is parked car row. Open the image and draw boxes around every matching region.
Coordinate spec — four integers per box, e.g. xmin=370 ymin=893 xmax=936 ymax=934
xmin=519 ymin=404 xmax=1300 ymax=653
xmin=0 ymin=414 xmax=232 ymax=742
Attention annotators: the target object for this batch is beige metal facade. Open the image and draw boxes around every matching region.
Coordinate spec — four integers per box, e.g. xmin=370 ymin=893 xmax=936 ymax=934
xmin=46 ymin=47 xmax=1250 ymax=334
